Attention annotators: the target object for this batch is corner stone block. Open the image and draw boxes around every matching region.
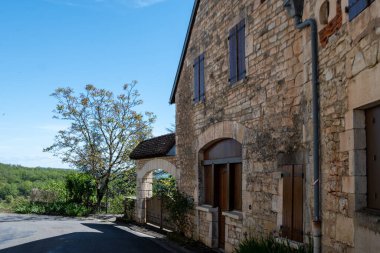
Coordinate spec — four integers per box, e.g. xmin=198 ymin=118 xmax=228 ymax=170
xmin=348 ymin=150 xmax=366 ymax=176
xmin=342 ymin=176 xmax=355 ymax=194
xmin=336 ymin=215 xmax=354 ymax=246
xmin=345 ymin=110 xmax=365 ymax=130
xmin=339 ymin=129 xmax=366 ymax=152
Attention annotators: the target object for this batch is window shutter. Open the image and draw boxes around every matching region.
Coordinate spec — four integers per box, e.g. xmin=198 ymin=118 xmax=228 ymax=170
xmin=282 ymin=165 xmax=304 ymax=242
xmin=237 ymin=19 xmax=246 ymax=81
xmin=204 ymin=165 xmax=214 ymax=205
xmin=199 ymin=54 xmax=205 ymax=101
xmin=293 ymin=165 xmax=304 ymax=242
xmin=193 ymin=57 xmax=200 ymax=102
xmin=282 ymin=165 xmax=293 ymax=240
xmin=229 ymin=26 xmax=238 ymax=84
xmin=232 ymin=163 xmax=242 ymax=211
xmin=348 ymin=0 xmax=369 ymax=21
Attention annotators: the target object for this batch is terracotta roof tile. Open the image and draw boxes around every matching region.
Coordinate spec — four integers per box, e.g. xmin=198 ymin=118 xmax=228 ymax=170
xmin=129 ymin=133 xmax=175 ymax=160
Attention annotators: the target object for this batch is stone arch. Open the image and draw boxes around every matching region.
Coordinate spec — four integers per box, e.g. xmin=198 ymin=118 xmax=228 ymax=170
xmin=135 ymin=158 xmax=177 ymax=223
xmin=194 ymin=121 xmax=249 ymax=203
xmin=138 ymin=158 xmax=177 ymax=181
xmin=194 ymin=121 xmax=249 ymax=248
xmin=196 ymin=121 xmax=248 ymax=153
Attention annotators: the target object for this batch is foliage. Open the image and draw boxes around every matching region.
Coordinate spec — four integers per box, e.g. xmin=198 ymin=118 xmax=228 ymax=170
xmin=164 ymin=189 xmax=194 ymax=235
xmin=0 ymin=163 xmax=71 ymax=209
xmin=15 ymin=201 xmax=91 ymax=217
xmin=65 ymin=173 xmax=96 ymax=206
xmin=153 ymin=172 xmax=176 ymax=197
xmin=122 ymin=197 xmax=135 ymax=221
xmin=235 ymin=236 xmax=312 ymax=253
xmin=44 ymin=83 xmax=155 ymax=209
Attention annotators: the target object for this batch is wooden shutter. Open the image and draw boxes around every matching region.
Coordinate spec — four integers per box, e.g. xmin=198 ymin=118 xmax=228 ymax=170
xmin=348 ymin=0 xmax=370 ymax=21
xmin=293 ymin=165 xmax=304 ymax=242
xmin=231 ymin=163 xmax=242 ymax=211
xmin=229 ymin=26 xmax=238 ymax=84
xmin=237 ymin=19 xmax=246 ymax=81
xmin=282 ymin=165 xmax=293 ymax=240
xmin=204 ymin=165 xmax=214 ymax=206
xmin=366 ymin=106 xmax=380 ymax=210
xmin=282 ymin=165 xmax=304 ymax=242
xmin=199 ymin=54 xmax=205 ymax=101
xmin=193 ymin=57 xmax=200 ymax=102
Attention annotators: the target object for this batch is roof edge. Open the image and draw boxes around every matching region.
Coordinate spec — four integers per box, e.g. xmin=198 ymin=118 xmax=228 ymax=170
xmin=169 ymin=0 xmax=200 ymax=104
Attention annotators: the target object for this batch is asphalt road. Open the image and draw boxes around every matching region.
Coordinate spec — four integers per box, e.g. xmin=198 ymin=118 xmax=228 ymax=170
xmin=0 ymin=213 xmax=173 ymax=253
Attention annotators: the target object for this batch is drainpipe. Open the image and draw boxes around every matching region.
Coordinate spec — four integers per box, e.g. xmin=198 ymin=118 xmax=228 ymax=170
xmin=293 ymin=16 xmax=321 ymax=253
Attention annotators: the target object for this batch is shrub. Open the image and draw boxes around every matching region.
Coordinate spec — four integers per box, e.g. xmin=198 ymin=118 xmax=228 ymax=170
xmin=65 ymin=173 xmax=96 ymax=206
xmin=164 ymin=189 xmax=194 ymax=235
xmin=235 ymin=236 xmax=312 ymax=253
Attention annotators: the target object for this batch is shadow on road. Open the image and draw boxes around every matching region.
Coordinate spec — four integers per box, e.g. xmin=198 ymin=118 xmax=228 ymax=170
xmin=0 ymin=223 xmax=169 ymax=253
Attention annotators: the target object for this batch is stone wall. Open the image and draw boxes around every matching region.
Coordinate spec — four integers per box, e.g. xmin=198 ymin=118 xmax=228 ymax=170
xmin=174 ymin=0 xmax=380 ymax=252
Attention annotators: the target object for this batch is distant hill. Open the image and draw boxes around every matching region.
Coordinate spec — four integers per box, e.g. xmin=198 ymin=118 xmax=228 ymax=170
xmin=0 ymin=163 xmax=73 ymax=202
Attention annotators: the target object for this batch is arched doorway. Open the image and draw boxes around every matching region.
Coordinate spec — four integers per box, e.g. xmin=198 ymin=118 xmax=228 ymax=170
xmin=135 ymin=158 xmax=178 ymax=229
xmin=201 ymin=138 xmax=242 ymax=249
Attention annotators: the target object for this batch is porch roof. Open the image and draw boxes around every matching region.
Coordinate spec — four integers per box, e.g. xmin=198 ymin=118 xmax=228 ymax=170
xmin=129 ymin=133 xmax=176 ymax=160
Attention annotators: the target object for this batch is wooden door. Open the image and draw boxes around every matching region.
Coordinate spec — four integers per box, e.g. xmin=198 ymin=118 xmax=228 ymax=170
xmin=216 ymin=164 xmax=229 ymax=249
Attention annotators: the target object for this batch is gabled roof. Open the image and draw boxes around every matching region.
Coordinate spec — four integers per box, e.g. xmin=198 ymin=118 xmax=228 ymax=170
xmin=129 ymin=133 xmax=176 ymax=160
xmin=169 ymin=0 xmax=200 ymax=104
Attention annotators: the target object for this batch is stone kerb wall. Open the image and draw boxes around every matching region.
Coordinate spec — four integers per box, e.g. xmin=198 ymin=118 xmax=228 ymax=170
xmin=135 ymin=157 xmax=177 ymax=223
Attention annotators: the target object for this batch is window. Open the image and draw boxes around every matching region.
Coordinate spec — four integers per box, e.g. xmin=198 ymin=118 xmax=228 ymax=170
xmin=203 ymin=163 xmax=242 ymax=211
xmin=202 ymin=139 xmax=242 ymax=211
xmin=348 ymin=0 xmax=375 ymax=21
xmin=193 ymin=53 xmax=205 ymax=102
xmin=366 ymin=105 xmax=380 ymax=210
xmin=282 ymin=165 xmax=304 ymax=242
xmin=228 ymin=19 xmax=246 ymax=84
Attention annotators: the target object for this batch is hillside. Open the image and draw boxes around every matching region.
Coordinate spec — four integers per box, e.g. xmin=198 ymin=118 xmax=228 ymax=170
xmin=0 ymin=163 xmax=72 ymax=207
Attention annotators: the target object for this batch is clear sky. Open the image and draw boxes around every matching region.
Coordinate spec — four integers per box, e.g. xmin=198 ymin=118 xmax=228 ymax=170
xmin=0 ymin=0 xmax=193 ymax=168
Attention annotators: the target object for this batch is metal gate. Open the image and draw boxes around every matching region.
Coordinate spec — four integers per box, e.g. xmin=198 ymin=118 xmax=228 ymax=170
xmin=145 ymin=196 xmax=173 ymax=230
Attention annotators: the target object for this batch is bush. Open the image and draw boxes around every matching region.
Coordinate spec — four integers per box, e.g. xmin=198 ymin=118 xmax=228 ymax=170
xmin=14 ymin=201 xmax=91 ymax=217
xmin=164 ymin=189 xmax=194 ymax=235
xmin=123 ymin=198 xmax=135 ymax=221
xmin=235 ymin=236 xmax=312 ymax=253
xmin=65 ymin=173 xmax=96 ymax=206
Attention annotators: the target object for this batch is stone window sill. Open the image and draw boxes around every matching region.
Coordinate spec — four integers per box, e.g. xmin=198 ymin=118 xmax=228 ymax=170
xmin=222 ymin=210 xmax=243 ymax=220
xmin=196 ymin=205 xmax=217 ymax=213
xmin=355 ymin=208 xmax=380 ymax=234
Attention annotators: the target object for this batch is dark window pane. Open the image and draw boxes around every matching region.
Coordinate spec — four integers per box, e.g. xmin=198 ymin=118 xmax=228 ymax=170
xmin=366 ymin=106 xmax=380 ymax=210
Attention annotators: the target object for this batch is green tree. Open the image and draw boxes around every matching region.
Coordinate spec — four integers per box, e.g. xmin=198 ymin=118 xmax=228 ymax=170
xmin=65 ymin=173 xmax=96 ymax=206
xmin=44 ymin=83 xmax=155 ymax=209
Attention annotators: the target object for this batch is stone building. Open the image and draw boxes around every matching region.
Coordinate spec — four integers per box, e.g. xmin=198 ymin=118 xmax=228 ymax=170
xmin=165 ymin=0 xmax=380 ymax=252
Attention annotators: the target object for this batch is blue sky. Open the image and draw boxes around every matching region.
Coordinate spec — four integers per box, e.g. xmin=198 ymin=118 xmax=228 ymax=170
xmin=0 ymin=0 xmax=193 ymax=168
